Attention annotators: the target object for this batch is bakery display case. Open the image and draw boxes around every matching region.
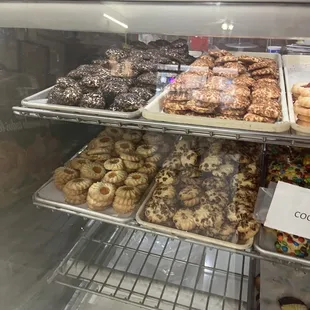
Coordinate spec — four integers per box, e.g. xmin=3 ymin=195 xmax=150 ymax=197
xmin=2 ymin=1 xmax=310 ymax=310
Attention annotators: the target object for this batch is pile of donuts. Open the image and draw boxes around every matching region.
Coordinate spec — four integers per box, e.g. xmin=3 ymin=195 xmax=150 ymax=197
xmin=53 ymin=129 xmax=172 ymax=214
xmin=162 ymin=49 xmax=281 ymax=123
xmin=292 ymin=82 xmax=310 ymax=127
xmin=143 ymin=137 xmax=261 ymax=244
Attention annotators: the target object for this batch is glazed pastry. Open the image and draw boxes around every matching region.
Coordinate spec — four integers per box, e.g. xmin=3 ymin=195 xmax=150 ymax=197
xmin=173 ymin=209 xmax=196 ymax=231
xmin=115 ymin=185 xmax=141 ymax=200
xmin=104 ymin=158 xmax=124 ymax=171
xmin=88 ymin=182 xmax=116 ymax=202
xmin=80 ymin=163 xmax=106 ymax=181
xmin=103 ymin=170 xmax=128 ymax=185
xmin=125 ymin=172 xmax=148 ymax=186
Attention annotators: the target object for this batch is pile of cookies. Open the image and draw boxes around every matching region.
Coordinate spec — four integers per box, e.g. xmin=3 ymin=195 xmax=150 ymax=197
xmin=144 ymin=137 xmax=261 ymax=244
xmin=48 ymin=39 xmax=195 ymax=112
xmin=53 ymin=128 xmax=172 ymax=214
xmin=162 ymin=49 xmax=281 ymax=123
xmin=292 ymin=82 xmax=310 ymax=127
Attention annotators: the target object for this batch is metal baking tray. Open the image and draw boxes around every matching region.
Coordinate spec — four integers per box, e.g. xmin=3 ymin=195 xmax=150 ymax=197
xmin=283 ymin=55 xmax=310 ymax=136
xmin=254 ymin=226 xmax=310 ymax=267
xmin=21 ymin=86 xmax=143 ymax=119
xmin=143 ymin=52 xmax=290 ymax=133
xmin=136 ymin=185 xmax=254 ymax=251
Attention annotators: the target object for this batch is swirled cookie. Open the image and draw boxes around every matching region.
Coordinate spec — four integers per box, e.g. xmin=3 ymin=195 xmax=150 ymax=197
xmin=122 ymin=130 xmax=143 ymax=143
xmin=65 ymin=192 xmax=87 ymax=205
xmin=68 ymin=158 xmax=91 ymax=170
xmin=88 ymin=182 xmax=116 ymax=202
xmin=182 ymin=197 xmax=200 ymax=208
xmin=115 ymin=140 xmax=135 ymax=154
xmin=80 ymin=163 xmax=106 ymax=181
xmin=173 ymin=209 xmax=196 ymax=231
xmin=123 ymin=159 xmax=144 ymax=171
xmin=104 ymin=158 xmax=124 ymax=171
xmin=136 ymin=144 xmax=158 ymax=158
xmin=115 ymin=185 xmax=141 ymax=200
xmin=138 ymin=162 xmax=157 ymax=176
xmin=87 ymin=195 xmax=112 ymax=211
xmin=63 ymin=178 xmax=93 ymax=195
xmin=125 ymin=172 xmax=148 ymax=186
xmin=88 ymin=136 xmax=114 ymax=149
xmin=54 ymin=167 xmax=79 ymax=190
xmin=99 ymin=127 xmax=124 ymax=139
xmin=103 ymin=170 xmax=128 ymax=185
xmin=119 ymin=151 xmax=142 ymax=162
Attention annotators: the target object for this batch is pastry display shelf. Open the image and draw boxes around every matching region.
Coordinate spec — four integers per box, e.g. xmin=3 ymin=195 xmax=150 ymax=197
xmin=35 ymin=204 xmax=310 ymax=270
xmin=13 ymin=106 xmax=310 ymax=148
xmin=49 ymin=220 xmax=255 ymax=310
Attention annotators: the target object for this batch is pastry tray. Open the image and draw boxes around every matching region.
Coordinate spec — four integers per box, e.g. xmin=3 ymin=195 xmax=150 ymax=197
xmin=21 ymin=86 xmax=143 ymax=119
xmin=136 ymin=185 xmax=254 ymax=251
xmin=32 ymin=145 xmax=156 ymax=224
xmin=282 ymin=55 xmax=310 ymax=135
xmin=254 ymin=227 xmax=310 ymax=267
xmin=143 ymin=52 xmax=290 ymax=133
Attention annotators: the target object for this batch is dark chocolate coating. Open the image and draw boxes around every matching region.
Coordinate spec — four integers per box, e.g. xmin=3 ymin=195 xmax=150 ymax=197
xmin=80 ymin=75 xmax=104 ymax=88
xmin=101 ymin=77 xmax=129 ymax=96
xmin=105 ymin=48 xmax=128 ymax=61
xmin=130 ymin=60 xmax=158 ymax=72
xmin=92 ymin=58 xmax=110 ymax=68
xmin=79 ymin=92 xmax=106 ymax=109
xmin=56 ymin=77 xmax=78 ymax=89
xmin=129 ymin=87 xmax=155 ymax=100
xmin=67 ymin=67 xmax=90 ymax=80
xmin=62 ymin=86 xmax=82 ymax=105
xmin=154 ymin=39 xmax=170 ymax=47
xmin=47 ymin=85 xmax=63 ymax=104
xmin=128 ymin=41 xmax=148 ymax=50
xmin=136 ymin=72 xmax=157 ymax=86
xmin=171 ymin=38 xmax=188 ymax=48
xmin=110 ymin=93 xmax=146 ymax=112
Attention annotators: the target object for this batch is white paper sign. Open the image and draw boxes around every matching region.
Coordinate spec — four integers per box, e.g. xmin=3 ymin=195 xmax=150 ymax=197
xmin=265 ymin=181 xmax=310 ymax=239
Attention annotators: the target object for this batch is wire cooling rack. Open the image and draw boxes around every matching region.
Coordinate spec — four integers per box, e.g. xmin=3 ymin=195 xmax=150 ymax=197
xmin=50 ymin=222 xmax=254 ymax=310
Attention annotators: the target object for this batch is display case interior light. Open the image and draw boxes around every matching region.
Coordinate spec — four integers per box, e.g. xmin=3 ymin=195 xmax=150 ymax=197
xmin=103 ymin=13 xmax=128 ymax=29
xmin=221 ymin=22 xmax=234 ymax=31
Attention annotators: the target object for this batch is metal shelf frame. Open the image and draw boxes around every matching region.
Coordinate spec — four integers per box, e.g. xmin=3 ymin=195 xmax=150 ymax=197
xmin=49 ymin=221 xmax=254 ymax=310
xmin=13 ymin=106 xmax=310 ymax=148
xmin=35 ymin=203 xmax=310 ymax=271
